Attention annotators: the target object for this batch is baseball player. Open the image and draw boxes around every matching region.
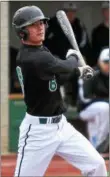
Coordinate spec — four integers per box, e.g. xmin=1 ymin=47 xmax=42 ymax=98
xmin=77 ymin=48 xmax=109 ymax=152
xmin=12 ymin=5 xmax=107 ymax=177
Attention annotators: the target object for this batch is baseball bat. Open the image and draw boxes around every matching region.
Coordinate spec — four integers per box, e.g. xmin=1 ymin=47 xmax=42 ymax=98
xmin=56 ymin=10 xmax=86 ymax=66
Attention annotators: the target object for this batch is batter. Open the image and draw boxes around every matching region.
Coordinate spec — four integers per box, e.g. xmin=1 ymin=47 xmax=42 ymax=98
xmin=12 ymin=5 xmax=107 ymax=177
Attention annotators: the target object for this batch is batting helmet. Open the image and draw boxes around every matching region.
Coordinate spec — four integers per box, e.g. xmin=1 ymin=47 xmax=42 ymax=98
xmin=12 ymin=5 xmax=49 ymax=40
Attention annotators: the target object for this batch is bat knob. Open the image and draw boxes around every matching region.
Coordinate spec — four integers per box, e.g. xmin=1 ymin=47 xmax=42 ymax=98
xmin=82 ymin=67 xmax=94 ymax=80
xmin=86 ymin=73 xmax=94 ymax=79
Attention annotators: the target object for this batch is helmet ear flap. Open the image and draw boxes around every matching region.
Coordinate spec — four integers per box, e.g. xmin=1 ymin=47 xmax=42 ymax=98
xmin=15 ymin=28 xmax=29 ymax=40
xmin=19 ymin=29 xmax=29 ymax=40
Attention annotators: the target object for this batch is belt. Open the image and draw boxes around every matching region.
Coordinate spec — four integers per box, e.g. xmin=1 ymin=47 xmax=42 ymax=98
xmin=39 ymin=115 xmax=62 ymax=124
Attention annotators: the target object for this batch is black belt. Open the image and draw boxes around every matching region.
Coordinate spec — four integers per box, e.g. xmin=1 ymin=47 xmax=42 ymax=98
xmin=39 ymin=115 xmax=62 ymax=124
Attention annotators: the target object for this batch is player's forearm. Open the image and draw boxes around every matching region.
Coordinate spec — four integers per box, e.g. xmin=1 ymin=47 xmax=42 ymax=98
xmin=40 ymin=51 xmax=79 ymax=74
xmin=56 ymin=70 xmax=77 ymax=85
xmin=50 ymin=55 xmax=79 ymax=74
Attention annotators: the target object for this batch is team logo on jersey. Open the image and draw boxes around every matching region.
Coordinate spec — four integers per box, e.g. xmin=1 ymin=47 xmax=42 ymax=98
xmin=49 ymin=79 xmax=57 ymax=92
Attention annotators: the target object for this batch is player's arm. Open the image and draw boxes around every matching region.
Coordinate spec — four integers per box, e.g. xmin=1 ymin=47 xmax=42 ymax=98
xmin=42 ymin=50 xmax=79 ymax=73
xmin=32 ymin=49 xmax=79 ymax=81
xmin=35 ymin=49 xmax=93 ymax=79
xmin=56 ymin=70 xmax=78 ymax=85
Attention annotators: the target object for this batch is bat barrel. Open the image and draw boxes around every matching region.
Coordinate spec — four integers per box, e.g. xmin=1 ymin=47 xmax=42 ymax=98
xmin=56 ymin=10 xmax=86 ymax=67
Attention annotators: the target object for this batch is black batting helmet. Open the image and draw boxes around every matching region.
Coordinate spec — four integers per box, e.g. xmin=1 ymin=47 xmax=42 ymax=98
xmin=12 ymin=5 xmax=49 ymax=40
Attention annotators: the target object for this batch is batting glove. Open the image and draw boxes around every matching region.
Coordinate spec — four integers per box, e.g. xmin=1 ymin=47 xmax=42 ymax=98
xmin=78 ymin=65 xmax=94 ymax=80
xmin=66 ymin=49 xmax=80 ymax=58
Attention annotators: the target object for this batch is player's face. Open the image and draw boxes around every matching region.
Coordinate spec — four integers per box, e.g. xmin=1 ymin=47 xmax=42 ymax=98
xmin=99 ymin=61 xmax=109 ymax=74
xmin=26 ymin=20 xmax=45 ymax=45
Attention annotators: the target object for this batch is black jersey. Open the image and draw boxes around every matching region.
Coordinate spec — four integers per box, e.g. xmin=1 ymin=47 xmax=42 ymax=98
xmin=16 ymin=44 xmax=78 ymax=116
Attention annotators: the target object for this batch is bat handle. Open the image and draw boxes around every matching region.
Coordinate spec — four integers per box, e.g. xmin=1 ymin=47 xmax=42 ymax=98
xmin=77 ymin=51 xmax=86 ymax=66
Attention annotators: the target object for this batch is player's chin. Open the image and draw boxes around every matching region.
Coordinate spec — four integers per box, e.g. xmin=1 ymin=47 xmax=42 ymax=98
xmin=41 ymin=36 xmax=45 ymax=41
xmin=37 ymin=35 xmax=45 ymax=42
xmin=32 ymin=35 xmax=45 ymax=43
xmin=41 ymin=34 xmax=45 ymax=40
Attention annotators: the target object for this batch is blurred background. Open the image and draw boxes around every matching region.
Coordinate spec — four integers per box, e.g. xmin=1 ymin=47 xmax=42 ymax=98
xmin=1 ymin=1 xmax=109 ymax=174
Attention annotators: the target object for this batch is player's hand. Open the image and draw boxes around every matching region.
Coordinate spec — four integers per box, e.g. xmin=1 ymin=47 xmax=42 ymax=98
xmin=78 ymin=65 xmax=94 ymax=80
xmin=66 ymin=49 xmax=80 ymax=58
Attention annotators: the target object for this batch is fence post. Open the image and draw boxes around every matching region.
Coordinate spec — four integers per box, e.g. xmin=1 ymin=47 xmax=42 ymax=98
xmin=1 ymin=1 xmax=9 ymax=154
